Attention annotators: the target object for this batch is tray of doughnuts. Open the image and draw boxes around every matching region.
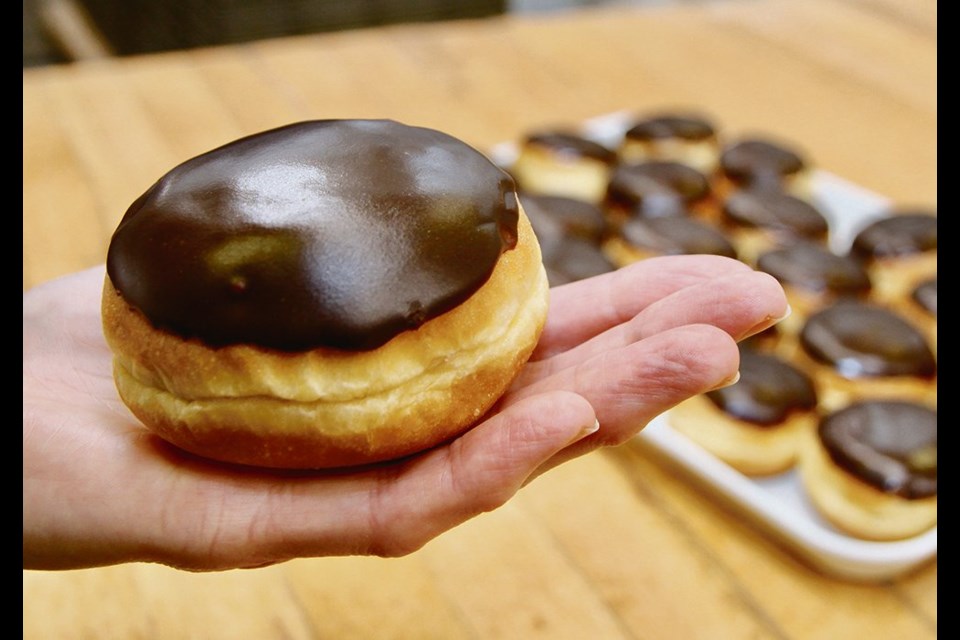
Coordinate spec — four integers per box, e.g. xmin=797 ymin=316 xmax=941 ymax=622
xmin=489 ymin=110 xmax=937 ymax=582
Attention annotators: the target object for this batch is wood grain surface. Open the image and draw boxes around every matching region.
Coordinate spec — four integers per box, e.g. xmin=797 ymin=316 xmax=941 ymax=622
xmin=23 ymin=0 xmax=936 ymax=638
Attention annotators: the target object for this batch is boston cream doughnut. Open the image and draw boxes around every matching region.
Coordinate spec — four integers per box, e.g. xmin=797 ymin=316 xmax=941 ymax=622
xmin=518 ymin=193 xmax=616 ymax=286
xmin=519 ymin=193 xmax=610 ymax=245
xmin=799 ymin=400 xmax=937 ymax=540
xmin=618 ymin=113 xmax=720 ymax=174
xmin=602 ymin=215 xmax=737 ymax=268
xmin=510 ymin=131 xmax=617 ymax=203
xmin=903 ymin=277 xmax=937 ymax=355
xmin=721 ymin=188 xmax=829 ymax=265
xmin=718 ymin=137 xmax=811 ymax=198
xmin=848 ymin=211 xmax=937 ymax=304
xmin=911 ymin=277 xmax=937 ymax=317
xmin=539 ymin=235 xmax=617 ymax=286
xmin=103 ymin=119 xmax=549 ymax=469
xmin=603 ymin=160 xmax=715 ymax=224
xmin=755 ymin=242 xmax=871 ymax=342
xmin=796 ymin=301 xmax=936 ymax=411
xmin=670 ymin=348 xmax=818 ymax=476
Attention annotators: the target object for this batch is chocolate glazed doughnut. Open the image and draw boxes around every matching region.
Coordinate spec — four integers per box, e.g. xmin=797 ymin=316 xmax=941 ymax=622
xmin=800 ymin=400 xmax=937 ymax=540
xmin=721 ymin=189 xmax=829 ymax=265
xmin=519 ymin=193 xmax=616 ymax=286
xmin=755 ymin=242 xmax=871 ymax=341
xmin=904 ymin=277 xmax=937 ymax=354
xmin=602 ymin=215 xmax=737 ymax=268
xmin=509 ymin=131 xmax=617 ymax=203
xmin=911 ymin=278 xmax=937 ymax=316
xmin=849 ymin=211 xmax=937 ymax=304
xmin=603 ymin=161 xmax=714 ymax=222
xmin=619 ymin=113 xmax=720 ymax=174
xmin=670 ymin=348 xmax=818 ymax=476
xmin=102 ymin=119 xmax=550 ymax=469
xmin=796 ymin=301 xmax=936 ymax=410
xmin=720 ymin=139 xmax=807 ymax=187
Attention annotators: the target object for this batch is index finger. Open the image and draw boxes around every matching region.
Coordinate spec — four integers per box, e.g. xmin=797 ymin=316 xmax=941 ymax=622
xmin=532 ymin=255 xmax=753 ymax=360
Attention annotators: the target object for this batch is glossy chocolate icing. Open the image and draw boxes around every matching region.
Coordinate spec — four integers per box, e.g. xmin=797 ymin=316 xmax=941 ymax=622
xmin=519 ymin=193 xmax=608 ymax=244
xmin=519 ymin=193 xmax=614 ymax=285
xmin=619 ymin=216 xmax=737 ymax=258
xmin=819 ymin=401 xmax=936 ymax=499
xmin=107 ymin=119 xmax=520 ymax=351
xmin=525 ymin=132 xmax=617 ymax=163
xmin=723 ymin=189 xmax=828 ymax=239
xmin=706 ymin=349 xmax=817 ymax=426
xmin=912 ymin=278 xmax=937 ymax=317
xmin=720 ymin=139 xmax=806 ymax=187
xmin=624 ymin=115 xmax=716 ymax=141
xmin=800 ymin=301 xmax=936 ymax=378
xmin=606 ymin=161 xmax=711 ymax=218
xmin=757 ymin=243 xmax=871 ymax=296
xmin=541 ymin=236 xmax=616 ymax=286
xmin=849 ymin=212 xmax=937 ymax=260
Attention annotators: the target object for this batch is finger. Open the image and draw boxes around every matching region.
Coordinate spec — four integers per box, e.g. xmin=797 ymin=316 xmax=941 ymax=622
xmin=180 ymin=391 xmax=599 ymax=568
xmin=517 ymin=270 xmax=785 ymax=386
xmin=533 ymin=255 xmax=752 ymax=360
xmin=515 ymin=323 xmax=740 ymax=476
xmin=360 ymin=390 xmax=598 ymax=556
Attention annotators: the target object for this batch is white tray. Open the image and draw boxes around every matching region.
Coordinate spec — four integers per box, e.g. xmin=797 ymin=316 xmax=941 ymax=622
xmin=491 ymin=111 xmax=937 ymax=582
xmin=635 ymin=416 xmax=936 ymax=582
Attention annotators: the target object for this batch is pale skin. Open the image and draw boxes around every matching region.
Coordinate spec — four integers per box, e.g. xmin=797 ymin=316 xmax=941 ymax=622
xmin=23 ymin=255 xmax=787 ymax=572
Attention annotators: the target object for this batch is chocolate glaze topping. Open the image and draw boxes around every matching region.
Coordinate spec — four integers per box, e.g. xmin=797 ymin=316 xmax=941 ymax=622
xmin=519 ymin=193 xmax=608 ymax=244
xmin=723 ymin=189 xmax=828 ymax=240
xmin=525 ymin=132 xmax=617 ymax=163
xmin=541 ymin=236 xmax=616 ymax=286
xmin=800 ymin=301 xmax=936 ymax=378
xmin=606 ymin=161 xmax=711 ymax=218
xmin=912 ymin=278 xmax=937 ymax=317
xmin=620 ymin=216 xmax=737 ymax=258
xmin=757 ymin=243 xmax=871 ymax=296
xmin=706 ymin=349 xmax=817 ymax=426
xmin=720 ymin=139 xmax=806 ymax=187
xmin=624 ymin=115 xmax=716 ymax=141
xmin=849 ymin=212 xmax=937 ymax=260
xmin=819 ymin=401 xmax=936 ymax=499
xmin=519 ymin=193 xmax=614 ymax=286
xmin=107 ymin=119 xmax=520 ymax=351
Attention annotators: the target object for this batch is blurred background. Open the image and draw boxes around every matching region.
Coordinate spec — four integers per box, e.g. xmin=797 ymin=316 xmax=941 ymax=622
xmin=23 ymin=0 xmax=683 ymax=67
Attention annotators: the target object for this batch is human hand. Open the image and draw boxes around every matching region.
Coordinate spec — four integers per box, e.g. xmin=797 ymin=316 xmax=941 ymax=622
xmin=23 ymin=256 xmax=786 ymax=571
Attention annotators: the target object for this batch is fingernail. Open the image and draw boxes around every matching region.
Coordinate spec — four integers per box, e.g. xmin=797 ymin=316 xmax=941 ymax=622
xmin=570 ymin=419 xmax=600 ymax=444
xmin=709 ymin=370 xmax=740 ymax=391
xmin=741 ymin=304 xmax=792 ymax=339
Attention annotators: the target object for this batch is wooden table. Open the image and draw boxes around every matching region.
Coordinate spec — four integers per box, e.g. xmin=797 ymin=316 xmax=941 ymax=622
xmin=23 ymin=0 xmax=936 ymax=637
